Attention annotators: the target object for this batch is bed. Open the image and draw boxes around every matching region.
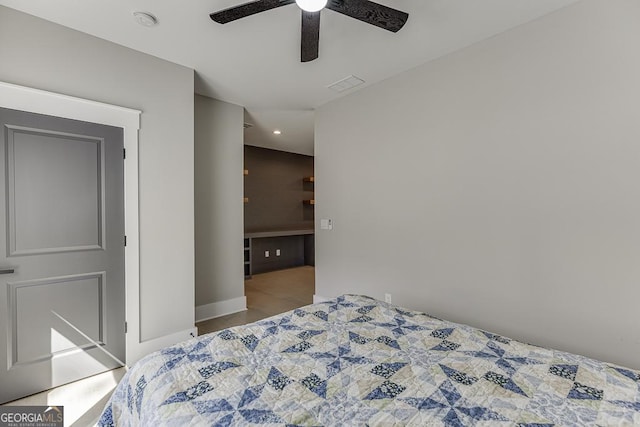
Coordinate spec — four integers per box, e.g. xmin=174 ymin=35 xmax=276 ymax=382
xmin=98 ymin=294 xmax=640 ymax=426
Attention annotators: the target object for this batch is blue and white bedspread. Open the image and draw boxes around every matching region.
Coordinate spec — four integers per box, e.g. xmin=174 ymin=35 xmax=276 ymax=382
xmin=99 ymin=295 xmax=640 ymax=426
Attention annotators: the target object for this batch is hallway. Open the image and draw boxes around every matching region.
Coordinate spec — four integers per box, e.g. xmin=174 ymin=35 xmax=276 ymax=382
xmin=196 ymin=266 xmax=314 ymax=335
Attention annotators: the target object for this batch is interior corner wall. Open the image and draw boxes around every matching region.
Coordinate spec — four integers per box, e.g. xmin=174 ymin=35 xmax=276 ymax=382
xmin=315 ymin=0 xmax=640 ymax=369
xmin=0 ymin=7 xmax=195 ymax=344
xmin=194 ymin=95 xmax=245 ymax=313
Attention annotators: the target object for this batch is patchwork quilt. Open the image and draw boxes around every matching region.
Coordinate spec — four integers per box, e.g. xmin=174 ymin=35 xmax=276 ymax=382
xmin=99 ymin=295 xmax=640 ymax=426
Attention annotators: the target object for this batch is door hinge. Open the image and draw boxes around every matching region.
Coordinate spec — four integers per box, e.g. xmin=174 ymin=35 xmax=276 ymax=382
xmin=124 ymin=235 xmax=127 ymax=246
xmin=123 ymin=148 xmax=126 ymax=159
xmin=125 ymin=322 xmax=128 ymax=333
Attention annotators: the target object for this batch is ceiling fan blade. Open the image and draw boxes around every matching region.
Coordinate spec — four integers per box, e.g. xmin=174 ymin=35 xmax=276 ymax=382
xmin=301 ymin=11 xmax=320 ymax=62
xmin=211 ymin=0 xmax=295 ymax=24
xmin=326 ymin=0 xmax=408 ymax=32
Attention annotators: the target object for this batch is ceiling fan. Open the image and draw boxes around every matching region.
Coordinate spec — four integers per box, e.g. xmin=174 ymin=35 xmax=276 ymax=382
xmin=210 ymin=0 xmax=409 ymax=62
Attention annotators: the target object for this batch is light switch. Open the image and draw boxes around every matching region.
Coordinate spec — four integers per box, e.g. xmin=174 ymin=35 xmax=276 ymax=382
xmin=320 ymin=219 xmax=333 ymax=230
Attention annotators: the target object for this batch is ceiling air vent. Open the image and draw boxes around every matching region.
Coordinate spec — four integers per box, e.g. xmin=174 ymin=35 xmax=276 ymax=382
xmin=243 ymin=122 xmax=253 ymax=129
xmin=327 ymin=75 xmax=365 ymax=93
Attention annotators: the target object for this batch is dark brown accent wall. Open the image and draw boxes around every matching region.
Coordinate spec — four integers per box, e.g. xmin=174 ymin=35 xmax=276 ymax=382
xmin=251 ymin=236 xmax=305 ymax=274
xmin=244 ymin=145 xmax=314 ymax=231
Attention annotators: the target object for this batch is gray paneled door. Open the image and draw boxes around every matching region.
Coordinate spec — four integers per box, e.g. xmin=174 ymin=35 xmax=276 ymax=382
xmin=0 ymin=107 xmax=125 ymax=404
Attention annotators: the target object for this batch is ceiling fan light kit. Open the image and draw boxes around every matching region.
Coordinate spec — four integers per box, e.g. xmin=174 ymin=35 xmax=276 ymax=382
xmin=210 ymin=0 xmax=408 ymax=62
xmin=295 ymin=0 xmax=328 ymax=12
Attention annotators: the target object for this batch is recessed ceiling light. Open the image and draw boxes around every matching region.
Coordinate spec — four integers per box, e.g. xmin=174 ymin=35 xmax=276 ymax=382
xmin=273 ymin=130 xmax=282 ymax=135
xmin=133 ymin=11 xmax=158 ymax=27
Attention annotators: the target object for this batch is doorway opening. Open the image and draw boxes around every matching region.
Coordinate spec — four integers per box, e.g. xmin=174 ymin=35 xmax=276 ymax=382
xmin=197 ymin=144 xmax=315 ymax=334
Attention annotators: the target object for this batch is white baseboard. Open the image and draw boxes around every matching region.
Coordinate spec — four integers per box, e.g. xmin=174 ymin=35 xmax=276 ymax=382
xmin=196 ymin=296 xmax=247 ymax=323
xmin=313 ymin=294 xmax=331 ymax=304
xmin=127 ymin=327 xmax=197 ymax=366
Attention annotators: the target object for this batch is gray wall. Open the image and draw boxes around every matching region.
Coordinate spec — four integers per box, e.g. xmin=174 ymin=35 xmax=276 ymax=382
xmin=244 ymin=145 xmax=314 ymax=231
xmin=0 ymin=6 xmax=195 ymax=342
xmin=195 ymin=95 xmax=244 ymax=306
xmin=315 ymin=0 xmax=640 ymax=369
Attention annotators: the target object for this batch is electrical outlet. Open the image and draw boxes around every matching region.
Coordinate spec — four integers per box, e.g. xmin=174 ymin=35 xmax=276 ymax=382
xmin=384 ymin=293 xmax=392 ymax=304
xmin=265 ymin=250 xmax=270 ymax=258
xmin=276 ymin=249 xmax=281 ymax=256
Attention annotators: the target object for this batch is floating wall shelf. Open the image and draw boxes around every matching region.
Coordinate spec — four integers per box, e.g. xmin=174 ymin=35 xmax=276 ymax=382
xmin=304 ymin=176 xmax=315 ymax=206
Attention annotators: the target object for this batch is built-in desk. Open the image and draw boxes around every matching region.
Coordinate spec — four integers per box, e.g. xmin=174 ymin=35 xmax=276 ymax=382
xmin=245 ymin=228 xmax=314 ymax=239
xmin=244 ymin=228 xmax=314 ymax=277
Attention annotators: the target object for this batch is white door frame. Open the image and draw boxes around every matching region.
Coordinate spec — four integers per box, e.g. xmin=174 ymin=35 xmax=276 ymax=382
xmin=0 ymin=81 xmax=141 ymax=366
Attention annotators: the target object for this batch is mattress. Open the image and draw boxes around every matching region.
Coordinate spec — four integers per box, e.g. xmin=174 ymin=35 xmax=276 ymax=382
xmin=98 ymin=294 xmax=640 ymax=426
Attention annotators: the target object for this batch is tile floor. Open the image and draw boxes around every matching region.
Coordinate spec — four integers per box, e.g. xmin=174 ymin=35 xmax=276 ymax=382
xmin=197 ymin=265 xmax=315 ymax=334
xmin=1 ymin=266 xmax=314 ymax=426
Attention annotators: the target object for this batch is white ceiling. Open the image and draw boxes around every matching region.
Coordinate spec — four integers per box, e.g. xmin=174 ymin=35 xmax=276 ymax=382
xmin=0 ymin=0 xmax=578 ymax=155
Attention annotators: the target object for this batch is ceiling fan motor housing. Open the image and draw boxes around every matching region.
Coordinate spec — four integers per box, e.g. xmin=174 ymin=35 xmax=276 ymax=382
xmin=210 ymin=0 xmax=409 ymax=62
